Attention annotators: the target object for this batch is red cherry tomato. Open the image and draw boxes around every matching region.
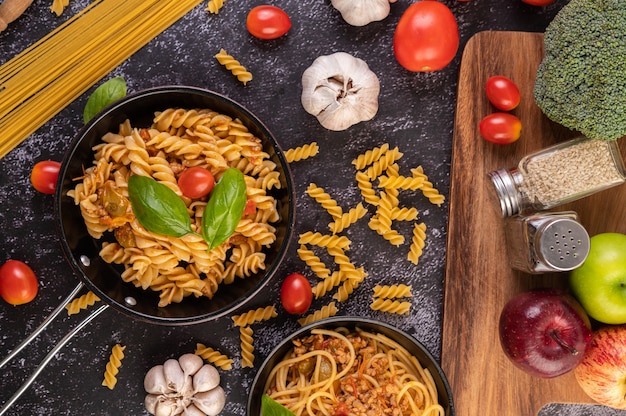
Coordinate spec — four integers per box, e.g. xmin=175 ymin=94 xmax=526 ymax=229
xmin=246 ymin=5 xmax=291 ymax=40
xmin=479 ymin=113 xmax=522 ymax=145
xmin=485 ymin=75 xmax=521 ymax=111
xmin=522 ymin=0 xmax=556 ymax=5
xmin=30 ymin=160 xmax=61 ymax=194
xmin=280 ymin=273 xmax=312 ymax=315
xmin=393 ymin=1 xmax=459 ymax=72
xmin=177 ymin=167 xmax=215 ymax=199
xmin=0 ymin=260 xmax=39 ymax=305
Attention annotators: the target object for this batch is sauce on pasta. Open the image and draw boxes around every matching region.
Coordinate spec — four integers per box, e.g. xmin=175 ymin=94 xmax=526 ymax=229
xmin=264 ymin=327 xmax=445 ymax=416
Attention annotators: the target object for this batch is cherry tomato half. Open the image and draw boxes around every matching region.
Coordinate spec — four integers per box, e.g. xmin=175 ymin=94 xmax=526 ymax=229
xmin=30 ymin=160 xmax=61 ymax=195
xmin=485 ymin=75 xmax=521 ymax=111
xmin=393 ymin=1 xmax=459 ymax=72
xmin=280 ymin=273 xmax=312 ymax=315
xmin=246 ymin=5 xmax=292 ymax=40
xmin=479 ymin=113 xmax=522 ymax=145
xmin=0 ymin=260 xmax=39 ymax=305
xmin=178 ymin=167 xmax=215 ymax=199
xmin=522 ymin=0 xmax=556 ymax=5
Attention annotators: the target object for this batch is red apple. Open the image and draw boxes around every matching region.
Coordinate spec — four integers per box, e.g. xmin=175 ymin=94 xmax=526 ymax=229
xmin=499 ymin=288 xmax=593 ymax=378
xmin=574 ymin=325 xmax=626 ymax=409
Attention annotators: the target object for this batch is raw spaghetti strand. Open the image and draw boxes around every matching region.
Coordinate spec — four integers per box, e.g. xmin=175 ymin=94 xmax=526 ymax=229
xmin=0 ymin=0 xmax=204 ymax=159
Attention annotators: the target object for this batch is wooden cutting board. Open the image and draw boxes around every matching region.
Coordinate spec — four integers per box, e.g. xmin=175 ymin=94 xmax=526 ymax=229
xmin=441 ymin=31 xmax=626 ymax=415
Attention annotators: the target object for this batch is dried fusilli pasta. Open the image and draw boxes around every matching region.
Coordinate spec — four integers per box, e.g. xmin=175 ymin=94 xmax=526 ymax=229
xmin=311 ymin=271 xmax=342 ymax=299
xmin=297 ymin=302 xmax=338 ymax=326
xmin=50 ymin=0 xmax=70 ymax=16
xmin=298 ymin=232 xmax=351 ymax=250
xmin=411 ymin=166 xmax=445 ymax=206
xmin=370 ymin=298 xmax=412 ymax=315
xmin=285 ymin=142 xmax=319 ymax=163
xmin=305 ymin=183 xmax=342 ymax=220
xmin=408 ymin=222 xmax=427 ymax=265
xmin=195 ymin=343 xmax=234 ymax=370
xmin=378 ymin=175 xmax=425 ymax=191
xmin=373 ymin=284 xmax=412 ymax=299
xmin=206 ymin=0 xmax=226 ymax=13
xmin=66 ymin=291 xmax=101 ymax=316
xmin=239 ymin=326 xmax=255 ymax=368
xmin=329 ymin=203 xmax=367 ymax=234
xmin=215 ymin=49 xmax=252 ymax=85
xmin=102 ymin=344 xmax=126 ymax=390
xmin=297 ymin=244 xmax=331 ymax=279
xmin=232 ymin=305 xmax=277 ymax=327
xmin=352 ymin=143 xmax=389 ymax=170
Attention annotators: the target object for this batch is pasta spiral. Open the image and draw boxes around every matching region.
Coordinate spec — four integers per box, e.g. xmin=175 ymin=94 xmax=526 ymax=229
xmin=373 ymin=284 xmax=412 ymax=299
xmin=297 ymin=244 xmax=331 ymax=279
xmin=239 ymin=326 xmax=255 ymax=368
xmin=284 ymin=142 xmax=319 ymax=163
xmin=352 ymin=143 xmax=389 ymax=170
xmin=370 ymin=298 xmax=412 ymax=315
xmin=50 ymin=0 xmax=70 ymax=16
xmin=195 ymin=343 xmax=234 ymax=371
xmin=206 ymin=0 xmax=226 ymax=14
xmin=65 ymin=291 xmax=101 ymax=316
xmin=215 ymin=49 xmax=253 ymax=85
xmin=305 ymin=183 xmax=342 ymax=220
xmin=298 ymin=232 xmax=351 ymax=250
xmin=408 ymin=222 xmax=427 ymax=265
xmin=297 ymin=302 xmax=338 ymax=326
xmin=232 ymin=305 xmax=277 ymax=327
xmin=102 ymin=344 xmax=126 ymax=390
xmin=329 ymin=203 xmax=367 ymax=234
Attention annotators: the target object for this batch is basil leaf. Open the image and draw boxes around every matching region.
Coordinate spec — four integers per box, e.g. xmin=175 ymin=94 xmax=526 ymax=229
xmin=202 ymin=168 xmax=247 ymax=250
xmin=128 ymin=175 xmax=194 ymax=237
xmin=83 ymin=76 xmax=127 ymax=123
xmin=261 ymin=395 xmax=295 ymax=416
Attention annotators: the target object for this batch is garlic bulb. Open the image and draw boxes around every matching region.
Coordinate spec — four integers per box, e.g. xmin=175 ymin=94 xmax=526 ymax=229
xmin=144 ymin=354 xmax=225 ymax=416
xmin=331 ymin=0 xmax=397 ymax=26
xmin=301 ymin=52 xmax=380 ymax=131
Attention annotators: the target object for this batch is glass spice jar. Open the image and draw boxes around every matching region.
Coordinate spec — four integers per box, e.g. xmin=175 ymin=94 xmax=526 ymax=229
xmin=504 ymin=211 xmax=590 ymax=274
xmin=488 ymin=137 xmax=626 ymax=217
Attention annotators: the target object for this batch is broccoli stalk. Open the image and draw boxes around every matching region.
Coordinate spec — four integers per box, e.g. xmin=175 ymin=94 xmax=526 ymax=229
xmin=533 ymin=0 xmax=626 ymax=141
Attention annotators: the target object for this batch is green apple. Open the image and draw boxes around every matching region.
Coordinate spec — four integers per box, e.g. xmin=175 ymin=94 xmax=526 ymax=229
xmin=570 ymin=232 xmax=626 ymax=325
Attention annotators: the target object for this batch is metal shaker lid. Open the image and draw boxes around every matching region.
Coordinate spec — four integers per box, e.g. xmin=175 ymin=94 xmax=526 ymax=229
xmin=536 ymin=218 xmax=590 ymax=271
xmin=487 ymin=168 xmax=520 ymax=217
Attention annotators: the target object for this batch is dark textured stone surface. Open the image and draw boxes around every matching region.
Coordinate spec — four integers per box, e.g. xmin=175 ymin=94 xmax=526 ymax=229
xmin=0 ymin=0 xmax=623 ymax=415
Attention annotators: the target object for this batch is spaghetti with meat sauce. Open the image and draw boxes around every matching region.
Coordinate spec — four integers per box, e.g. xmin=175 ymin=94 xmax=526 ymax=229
xmin=264 ymin=327 xmax=445 ymax=416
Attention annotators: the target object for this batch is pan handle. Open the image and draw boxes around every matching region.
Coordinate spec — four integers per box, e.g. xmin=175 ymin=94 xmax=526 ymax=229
xmin=0 ymin=303 xmax=109 ymax=415
xmin=0 ymin=282 xmax=85 ymax=369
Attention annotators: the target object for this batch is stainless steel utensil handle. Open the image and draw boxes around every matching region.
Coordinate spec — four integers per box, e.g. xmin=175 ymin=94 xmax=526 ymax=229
xmin=0 ymin=282 xmax=84 ymax=369
xmin=0 ymin=303 xmax=109 ymax=415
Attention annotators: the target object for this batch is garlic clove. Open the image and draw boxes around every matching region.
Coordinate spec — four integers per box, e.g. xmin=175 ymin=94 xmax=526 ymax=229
xmin=145 ymin=394 xmax=159 ymax=415
xmin=144 ymin=365 xmax=173 ymax=395
xmin=192 ymin=386 xmax=226 ymax=416
xmin=163 ymin=358 xmax=187 ymax=393
xmin=301 ymin=52 xmax=380 ymax=131
xmin=181 ymin=404 xmax=206 ymax=416
xmin=192 ymin=364 xmax=220 ymax=393
xmin=178 ymin=353 xmax=204 ymax=376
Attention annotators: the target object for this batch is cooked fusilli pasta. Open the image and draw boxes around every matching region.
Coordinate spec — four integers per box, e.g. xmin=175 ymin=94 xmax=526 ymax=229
xmin=195 ymin=343 xmax=234 ymax=370
xmin=285 ymin=142 xmax=319 ymax=163
xmin=68 ymin=108 xmax=282 ymax=307
xmin=66 ymin=291 xmax=101 ymax=316
xmin=102 ymin=344 xmax=126 ymax=390
xmin=215 ymin=49 xmax=253 ymax=85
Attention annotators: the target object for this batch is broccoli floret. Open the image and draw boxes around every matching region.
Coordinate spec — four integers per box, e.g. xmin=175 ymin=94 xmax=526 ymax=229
xmin=533 ymin=0 xmax=626 ymax=141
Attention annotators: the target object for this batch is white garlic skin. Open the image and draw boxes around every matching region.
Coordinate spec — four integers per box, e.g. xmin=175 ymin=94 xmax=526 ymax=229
xmin=193 ymin=386 xmax=226 ymax=416
xmin=331 ymin=0 xmax=397 ymax=26
xmin=144 ymin=355 xmax=226 ymax=416
xmin=301 ymin=52 xmax=380 ymax=131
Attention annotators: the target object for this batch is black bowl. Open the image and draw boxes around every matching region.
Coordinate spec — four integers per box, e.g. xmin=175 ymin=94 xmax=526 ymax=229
xmin=248 ymin=316 xmax=454 ymax=415
xmin=54 ymin=86 xmax=295 ymax=325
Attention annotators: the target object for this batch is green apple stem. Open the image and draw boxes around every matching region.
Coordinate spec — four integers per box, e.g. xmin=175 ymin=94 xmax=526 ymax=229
xmin=549 ymin=330 xmax=578 ymax=355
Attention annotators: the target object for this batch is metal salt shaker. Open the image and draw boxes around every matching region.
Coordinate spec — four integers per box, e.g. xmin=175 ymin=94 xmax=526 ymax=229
xmin=504 ymin=211 xmax=590 ymax=274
